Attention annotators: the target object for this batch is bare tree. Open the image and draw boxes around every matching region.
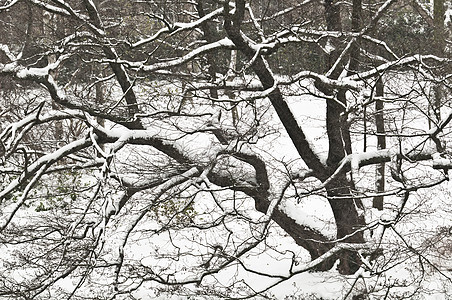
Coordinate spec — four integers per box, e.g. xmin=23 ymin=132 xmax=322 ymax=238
xmin=0 ymin=0 xmax=451 ymax=299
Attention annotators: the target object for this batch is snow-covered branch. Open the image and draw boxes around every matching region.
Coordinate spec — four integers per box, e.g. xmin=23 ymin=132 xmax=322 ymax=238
xmin=132 ymin=7 xmax=224 ymax=48
xmin=0 ymin=0 xmax=19 ymax=10
xmin=128 ymin=38 xmax=235 ymax=73
xmin=349 ymin=55 xmax=451 ymax=81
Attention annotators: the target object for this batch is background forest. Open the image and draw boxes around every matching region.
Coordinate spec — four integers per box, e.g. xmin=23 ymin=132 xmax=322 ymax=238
xmin=0 ymin=0 xmax=451 ymax=299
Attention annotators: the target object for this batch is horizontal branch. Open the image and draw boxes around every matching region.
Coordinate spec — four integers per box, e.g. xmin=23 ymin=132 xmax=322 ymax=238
xmin=128 ymin=38 xmax=235 ymax=73
xmin=348 ymin=55 xmax=450 ymax=81
xmin=132 ymin=7 xmax=224 ymax=48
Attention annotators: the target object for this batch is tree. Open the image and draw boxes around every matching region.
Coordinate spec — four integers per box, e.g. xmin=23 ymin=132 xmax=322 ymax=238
xmin=0 ymin=0 xmax=451 ymax=299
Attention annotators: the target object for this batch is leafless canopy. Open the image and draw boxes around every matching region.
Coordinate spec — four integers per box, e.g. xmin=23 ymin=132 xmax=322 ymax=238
xmin=0 ymin=0 xmax=451 ymax=299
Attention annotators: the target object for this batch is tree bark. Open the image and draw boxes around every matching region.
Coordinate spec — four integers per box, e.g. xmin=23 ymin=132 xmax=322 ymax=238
xmin=224 ymin=0 xmax=365 ymax=274
xmin=374 ymin=77 xmax=385 ymax=210
xmin=432 ymin=0 xmax=445 ymax=121
xmin=196 ymin=0 xmax=219 ymax=100
xmin=43 ymin=10 xmax=63 ymax=142
xmin=83 ymin=0 xmax=142 ymax=130
xmin=323 ymin=0 xmax=366 ymax=274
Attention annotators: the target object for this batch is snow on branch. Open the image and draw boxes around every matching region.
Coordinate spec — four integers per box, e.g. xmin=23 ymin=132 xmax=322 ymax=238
xmin=245 ymin=0 xmax=316 ymax=23
xmin=0 ymin=136 xmax=93 ymax=233
xmin=0 ymin=103 xmax=45 ymax=149
xmin=27 ymin=0 xmax=71 ymax=16
xmin=319 ymin=144 xmax=447 ymax=190
xmin=284 ymin=71 xmax=361 ymax=90
xmin=188 ymin=70 xmax=360 ymax=99
xmin=292 ymin=242 xmax=374 ymax=273
xmin=127 ymin=38 xmax=235 ymax=73
xmin=132 ymin=7 xmax=224 ymax=48
xmin=348 ymin=55 xmax=451 ymax=81
xmin=0 ymin=52 xmax=70 ymax=81
xmin=0 ymin=44 xmax=17 ymax=61
xmin=0 ymin=0 xmax=19 ymax=10
xmin=432 ymin=153 xmax=452 ymax=169
xmin=232 ymin=241 xmax=377 ymax=297
xmin=0 ymin=107 xmax=84 ymax=161
xmin=0 ymin=165 xmax=48 ymax=232
xmin=0 ymin=137 xmax=93 ymax=202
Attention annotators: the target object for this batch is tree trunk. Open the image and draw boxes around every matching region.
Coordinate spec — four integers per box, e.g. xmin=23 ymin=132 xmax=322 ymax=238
xmin=224 ymin=0 xmax=365 ymax=274
xmin=196 ymin=0 xmax=219 ymax=100
xmin=323 ymin=0 xmax=366 ymax=274
xmin=326 ymin=175 xmax=365 ymax=274
xmin=432 ymin=0 xmax=445 ymax=121
xmin=374 ymin=77 xmax=385 ymax=210
xmin=43 ymin=10 xmax=63 ymax=143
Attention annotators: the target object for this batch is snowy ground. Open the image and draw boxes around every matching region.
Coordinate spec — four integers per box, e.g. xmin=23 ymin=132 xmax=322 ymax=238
xmin=0 ymin=76 xmax=451 ymax=300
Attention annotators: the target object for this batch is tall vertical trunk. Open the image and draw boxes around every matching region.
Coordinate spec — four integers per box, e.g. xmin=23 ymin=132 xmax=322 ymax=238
xmin=225 ymin=0 xmax=365 ymax=274
xmin=43 ymin=11 xmax=63 ymax=143
xmin=196 ymin=0 xmax=219 ymax=100
xmin=433 ymin=0 xmax=445 ymax=53
xmin=374 ymin=77 xmax=385 ymax=210
xmin=323 ymin=0 xmax=366 ymax=274
xmin=432 ymin=0 xmax=445 ymax=121
xmin=227 ymin=50 xmax=239 ymax=127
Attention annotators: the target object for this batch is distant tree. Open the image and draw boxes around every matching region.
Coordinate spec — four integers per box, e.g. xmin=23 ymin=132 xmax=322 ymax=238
xmin=0 ymin=0 xmax=451 ymax=299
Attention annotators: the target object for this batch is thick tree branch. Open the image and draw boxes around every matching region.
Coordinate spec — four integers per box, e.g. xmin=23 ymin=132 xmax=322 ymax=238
xmin=224 ymin=0 xmax=328 ymax=180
